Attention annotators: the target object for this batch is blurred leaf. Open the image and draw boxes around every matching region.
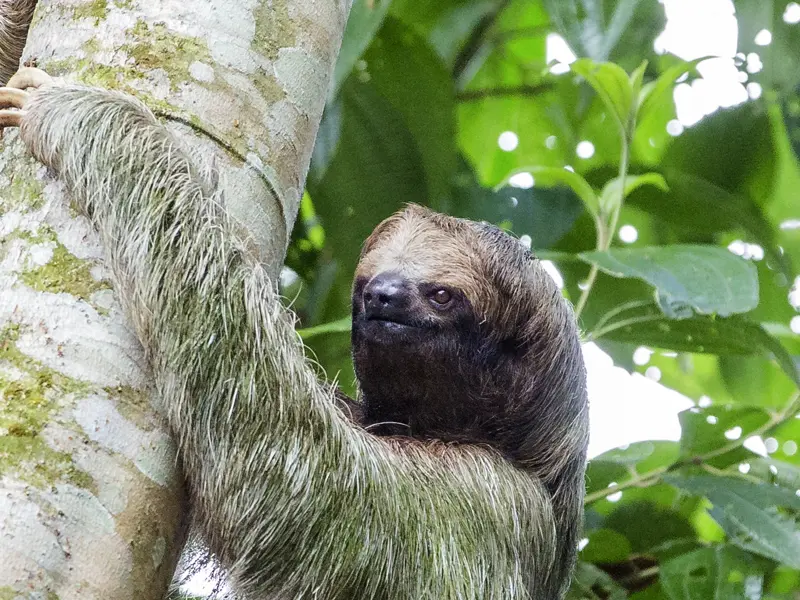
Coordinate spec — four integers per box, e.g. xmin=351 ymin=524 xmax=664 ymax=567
xmin=637 ymin=57 xmax=708 ymax=127
xmin=604 ymin=501 xmax=695 ymax=554
xmin=660 ymin=545 xmax=766 ymax=600
xmin=666 ymin=475 xmax=800 ymax=568
xmin=333 ymin=0 xmax=394 ymax=96
xmin=545 ymin=0 xmax=666 ymax=70
xmin=747 ymin=457 xmax=800 ymax=489
xmin=309 ymin=99 xmax=342 ymax=183
xmin=766 ymin=419 xmax=800 ymax=467
xmin=572 ymin=59 xmax=635 ymax=132
xmin=586 ymin=442 xmax=680 ymax=496
xmin=734 ymin=0 xmax=800 ymax=95
xmin=451 ymin=159 xmax=584 ymax=249
xmin=580 ymin=246 xmax=759 ymax=318
xmin=567 ymin=562 xmax=628 ymax=600
xmin=389 ymin=0 xmax=498 ymax=66
xmin=365 ymin=19 xmax=457 ymax=206
xmin=598 ymin=172 xmax=668 ymax=213
xmin=502 ymin=165 xmax=600 ymax=219
xmin=580 ymin=528 xmax=632 ymax=563
xmin=719 ymin=355 xmax=798 ymax=411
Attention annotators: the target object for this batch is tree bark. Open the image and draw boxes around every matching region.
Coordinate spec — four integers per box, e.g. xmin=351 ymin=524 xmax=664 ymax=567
xmin=0 ymin=0 xmax=349 ymax=597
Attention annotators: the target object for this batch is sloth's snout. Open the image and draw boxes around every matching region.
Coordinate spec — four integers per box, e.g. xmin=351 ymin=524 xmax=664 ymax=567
xmin=363 ymin=272 xmax=412 ymax=322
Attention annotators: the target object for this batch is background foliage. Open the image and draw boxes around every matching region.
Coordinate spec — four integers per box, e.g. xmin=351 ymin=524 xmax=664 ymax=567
xmin=283 ymin=0 xmax=800 ymax=598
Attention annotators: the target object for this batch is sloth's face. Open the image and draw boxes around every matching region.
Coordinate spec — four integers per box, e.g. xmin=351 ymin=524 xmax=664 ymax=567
xmin=350 ymin=270 xmax=475 ymax=346
xmin=350 ymin=208 xmax=487 ymax=351
xmin=349 ymin=206 xmax=513 ymax=438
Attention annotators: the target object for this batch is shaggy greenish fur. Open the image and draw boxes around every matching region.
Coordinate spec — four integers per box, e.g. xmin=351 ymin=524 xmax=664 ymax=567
xmin=18 ymin=85 xmax=565 ymax=599
xmin=0 ymin=0 xmax=37 ymax=84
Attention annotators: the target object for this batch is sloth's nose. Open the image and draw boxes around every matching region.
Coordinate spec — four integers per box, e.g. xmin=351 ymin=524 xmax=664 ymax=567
xmin=363 ymin=272 xmax=411 ymax=319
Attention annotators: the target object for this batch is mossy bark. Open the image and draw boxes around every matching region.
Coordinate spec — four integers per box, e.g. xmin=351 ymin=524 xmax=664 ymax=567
xmin=1 ymin=0 xmax=349 ymax=597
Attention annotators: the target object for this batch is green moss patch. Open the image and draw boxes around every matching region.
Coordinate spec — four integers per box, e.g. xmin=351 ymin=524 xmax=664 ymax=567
xmin=0 ymin=324 xmax=94 ymax=491
xmin=21 ymin=242 xmax=110 ymax=302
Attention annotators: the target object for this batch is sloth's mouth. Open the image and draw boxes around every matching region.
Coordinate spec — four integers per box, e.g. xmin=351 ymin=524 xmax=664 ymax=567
xmin=365 ymin=315 xmax=417 ymax=328
xmin=355 ymin=313 xmax=432 ymax=343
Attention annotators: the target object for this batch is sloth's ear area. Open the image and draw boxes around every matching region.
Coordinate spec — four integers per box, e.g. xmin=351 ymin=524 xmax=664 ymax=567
xmin=0 ymin=67 xmax=54 ymax=128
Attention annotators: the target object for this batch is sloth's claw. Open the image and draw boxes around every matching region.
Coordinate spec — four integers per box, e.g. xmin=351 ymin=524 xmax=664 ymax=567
xmin=0 ymin=67 xmax=54 ymax=129
xmin=7 ymin=67 xmax=53 ymax=90
xmin=0 ymin=87 xmax=29 ymax=109
xmin=0 ymin=109 xmax=23 ymax=127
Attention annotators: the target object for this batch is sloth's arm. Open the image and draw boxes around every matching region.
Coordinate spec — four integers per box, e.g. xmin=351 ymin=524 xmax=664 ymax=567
xmin=4 ymin=77 xmax=557 ymax=599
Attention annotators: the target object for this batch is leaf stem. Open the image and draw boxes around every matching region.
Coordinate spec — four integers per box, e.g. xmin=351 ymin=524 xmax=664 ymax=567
xmin=574 ymin=138 xmax=630 ymax=320
xmin=589 ymin=313 xmax=663 ymax=341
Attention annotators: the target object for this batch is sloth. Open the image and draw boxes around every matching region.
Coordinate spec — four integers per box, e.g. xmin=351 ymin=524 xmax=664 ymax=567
xmin=0 ymin=68 xmax=589 ymax=600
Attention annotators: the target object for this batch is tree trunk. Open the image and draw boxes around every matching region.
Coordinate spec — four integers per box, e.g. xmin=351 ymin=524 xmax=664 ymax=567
xmin=0 ymin=0 xmax=349 ymax=597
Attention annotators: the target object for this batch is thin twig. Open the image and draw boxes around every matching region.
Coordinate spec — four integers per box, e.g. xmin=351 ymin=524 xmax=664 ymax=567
xmin=452 ymin=0 xmax=512 ymax=84
xmin=455 ymin=83 xmax=553 ymax=102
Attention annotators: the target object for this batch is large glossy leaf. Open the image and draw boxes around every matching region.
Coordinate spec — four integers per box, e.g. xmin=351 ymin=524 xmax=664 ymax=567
xmin=629 ymin=169 xmax=790 ymax=274
xmin=365 ymin=19 xmax=457 ymax=207
xmin=307 ymin=78 xmax=427 ymax=318
xmin=660 ymin=545 xmax=766 ymax=600
xmin=332 ymin=0 xmax=394 ymax=96
xmin=666 ymin=475 xmax=800 ymax=568
xmin=580 ymin=246 xmax=759 ymax=318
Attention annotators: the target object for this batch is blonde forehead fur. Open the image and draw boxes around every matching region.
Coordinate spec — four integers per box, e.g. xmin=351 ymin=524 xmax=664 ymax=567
xmin=356 ymin=205 xmax=534 ymax=320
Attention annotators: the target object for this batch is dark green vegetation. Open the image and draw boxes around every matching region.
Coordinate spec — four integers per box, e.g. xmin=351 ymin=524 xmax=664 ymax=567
xmin=282 ymin=1 xmax=800 ymax=598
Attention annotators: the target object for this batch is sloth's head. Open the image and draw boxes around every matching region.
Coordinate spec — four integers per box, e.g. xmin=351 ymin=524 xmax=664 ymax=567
xmin=351 ymin=205 xmax=588 ymax=483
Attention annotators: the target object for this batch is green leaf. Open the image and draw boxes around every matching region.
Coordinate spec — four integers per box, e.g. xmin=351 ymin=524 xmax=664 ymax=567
xmin=545 ymin=0 xmax=666 ymax=70
xmin=660 ymin=545 xmax=766 ymax=600
xmin=580 ymin=528 xmax=632 ymax=562
xmin=500 ymin=166 xmax=600 ymax=219
xmin=666 ymin=475 xmax=800 ymax=568
xmin=297 ymin=316 xmax=352 ymax=340
xmin=580 ymin=246 xmax=759 ymax=318
xmin=598 ymin=172 xmax=668 ymax=213
xmin=332 ymin=0 xmax=394 ymax=96
xmin=734 ymin=0 xmax=800 ymax=94
xmin=566 ymin=562 xmax=627 ymax=600
xmin=571 ymin=58 xmax=635 ymax=132
xmin=603 ymin=501 xmax=695 ymax=554
xmin=451 ymin=159 xmax=583 ymax=250
xmin=597 ymin=313 xmax=800 ymax=388
xmin=637 ymin=56 xmax=708 ymax=125
xmin=365 ymin=19 xmax=457 ymax=207
xmin=629 ymin=60 xmax=648 ymax=106
xmin=586 ymin=441 xmax=680 ymax=496
xmin=679 ymin=405 xmax=770 ymax=461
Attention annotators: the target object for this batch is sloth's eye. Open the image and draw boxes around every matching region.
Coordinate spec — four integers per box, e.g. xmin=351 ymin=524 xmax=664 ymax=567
xmin=430 ymin=289 xmax=452 ymax=305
